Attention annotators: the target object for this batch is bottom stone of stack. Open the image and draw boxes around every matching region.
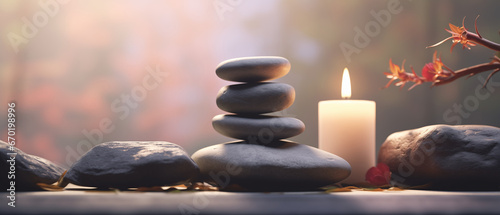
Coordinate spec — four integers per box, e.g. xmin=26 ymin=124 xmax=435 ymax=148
xmin=191 ymin=140 xmax=351 ymax=191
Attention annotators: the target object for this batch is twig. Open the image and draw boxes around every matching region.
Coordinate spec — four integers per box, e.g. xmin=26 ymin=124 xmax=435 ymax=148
xmin=466 ymin=32 xmax=500 ymax=52
xmin=433 ymin=63 xmax=500 ymax=86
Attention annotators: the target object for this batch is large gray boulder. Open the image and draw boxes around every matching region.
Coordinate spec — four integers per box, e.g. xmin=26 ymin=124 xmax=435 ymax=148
xmin=378 ymin=125 xmax=500 ymax=190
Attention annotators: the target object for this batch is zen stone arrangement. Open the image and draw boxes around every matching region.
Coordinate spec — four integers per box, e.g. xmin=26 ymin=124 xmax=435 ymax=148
xmin=192 ymin=56 xmax=351 ymax=191
xmin=2 ymin=57 xmax=500 ymax=192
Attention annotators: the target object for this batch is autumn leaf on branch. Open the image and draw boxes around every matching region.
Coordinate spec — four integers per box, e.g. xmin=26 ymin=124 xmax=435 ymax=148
xmin=383 ymin=16 xmax=500 ymax=90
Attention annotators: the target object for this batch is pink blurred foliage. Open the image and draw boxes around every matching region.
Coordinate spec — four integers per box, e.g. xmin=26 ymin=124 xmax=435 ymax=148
xmin=2 ymin=1 xmax=222 ymax=164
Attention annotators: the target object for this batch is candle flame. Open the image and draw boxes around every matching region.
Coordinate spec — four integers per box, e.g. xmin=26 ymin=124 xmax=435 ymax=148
xmin=341 ymin=67 xmax=351 ymax=99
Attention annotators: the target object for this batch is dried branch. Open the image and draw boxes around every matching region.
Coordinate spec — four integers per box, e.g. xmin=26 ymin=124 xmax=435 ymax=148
xmin=433 ymin=62 xmax=500 ymax=86
xmin=384 ymin=16 xmax=500 ymax=90
xmin=466 ymin=32 xmax=500 ymax=52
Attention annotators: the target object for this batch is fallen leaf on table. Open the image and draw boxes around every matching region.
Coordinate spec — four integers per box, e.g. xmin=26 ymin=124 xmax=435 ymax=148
xmin=136 ymin=186 xmax=165 ymax=192
xmin=37 ymin=183 xmax=65 ymax=191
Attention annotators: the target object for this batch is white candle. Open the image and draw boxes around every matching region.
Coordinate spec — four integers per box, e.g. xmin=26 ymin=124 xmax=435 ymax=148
xmin=318 ymin=68 xmax=376 ymax=185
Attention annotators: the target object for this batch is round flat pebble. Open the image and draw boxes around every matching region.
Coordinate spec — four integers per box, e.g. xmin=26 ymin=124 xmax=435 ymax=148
xmin=216 ymin=82 xmax=295 ymax=114
xmin=191 ymin=140 xmax=351 ymax=191
xmin=216 ymin=56 xmax=291 ymax=82
xmin=212 ymin=114 xmax=305 ymax=142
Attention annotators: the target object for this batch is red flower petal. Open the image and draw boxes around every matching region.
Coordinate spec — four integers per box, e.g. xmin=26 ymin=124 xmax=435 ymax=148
xmin=365 ymin=163 xmax=391 ymax=186
xmin=421 ymin=63 xmax=435 ymax=81
xmin=376 ymin=162 xmax=390 ymax=172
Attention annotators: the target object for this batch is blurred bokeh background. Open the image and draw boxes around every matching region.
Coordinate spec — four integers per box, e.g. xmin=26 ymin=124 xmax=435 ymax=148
xmin=1 ymin=0 xmax=499 ymax=168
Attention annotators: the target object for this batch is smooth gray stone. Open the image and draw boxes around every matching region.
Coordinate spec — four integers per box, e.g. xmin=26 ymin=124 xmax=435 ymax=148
xmin=212 ymin=114 xmax=305 ymax=142
xmin=378 ymin=124 xmax=500 ymax=190
xmin=191 ymin=140 xmax=351 ymax=191
xmin=0 ymin=140 xmax=65 ymax=191
xmin=216 ymin=56 xmax=291 ymax=82
xmin=216 ymin=82 xmax=295 ymax=114
xmin=65 ymin=141 xmax=199 ymax=188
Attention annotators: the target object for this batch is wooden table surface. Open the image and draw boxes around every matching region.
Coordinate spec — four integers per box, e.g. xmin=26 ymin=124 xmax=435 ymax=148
xmin=2 ymin=186 xmax=500 ymax=215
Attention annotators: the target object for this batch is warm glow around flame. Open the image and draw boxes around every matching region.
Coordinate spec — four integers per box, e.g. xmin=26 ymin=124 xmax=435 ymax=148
xmin=341 ymin=67 xmax=351 ymax=99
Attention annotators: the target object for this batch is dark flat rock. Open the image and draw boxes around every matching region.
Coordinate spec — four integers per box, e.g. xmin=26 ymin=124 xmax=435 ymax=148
xmin=191 ymin=140 xmax=351 ymax=191
xmin=0 ymin=140 xmax=65 ymax=191
xmin=212 ymin=114 xmax=305 ymax=142
xmin=216 ymin=56 xmax=291 ymax=82
xmin=216 ymin=82 xmax=295 ymax=114
xmin=64 ymin=141 xmax=199 ymax=188
xmin=378 ymin=124 xmax=500 ymax=190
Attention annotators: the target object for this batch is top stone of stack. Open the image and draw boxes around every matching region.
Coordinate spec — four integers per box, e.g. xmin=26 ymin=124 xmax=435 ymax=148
xmin=215 ymin=56 xmax=291 ymax=82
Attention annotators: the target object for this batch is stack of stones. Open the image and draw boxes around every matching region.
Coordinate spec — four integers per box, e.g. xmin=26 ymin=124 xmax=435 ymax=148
xmin=192 ymin=56 xmax=351 ymax=191
xmin=212 ymin=56 xmax=304 ymax=144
